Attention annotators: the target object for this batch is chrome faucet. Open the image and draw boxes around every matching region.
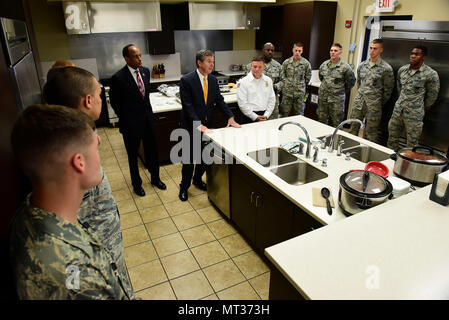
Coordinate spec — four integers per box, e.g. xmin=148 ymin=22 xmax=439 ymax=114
xmin=337 ymin=140 xmax=345 ymax=156
xmin=313 ymin=146 xmax=319 ymax=162
xmin=328 ymin=119 xmax=364 ymax=153
xmin=279 ymin=121 xmax=311 ymax=158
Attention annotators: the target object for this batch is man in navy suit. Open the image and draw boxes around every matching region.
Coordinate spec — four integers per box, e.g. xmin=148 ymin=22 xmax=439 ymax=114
xmin=178 ymin=49 xmax=241 ymax=201
xmin=110 ymin=44 xmax=166 ymax=196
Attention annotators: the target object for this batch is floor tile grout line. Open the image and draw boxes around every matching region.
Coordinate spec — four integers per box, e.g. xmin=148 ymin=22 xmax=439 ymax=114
xmin=106 ymin=128 xmax=267 ymax=300
xmin=125 ymin=235 xmax=258 ymax=270
xmin=132 ymin=263 xmax=270 ymax=300
xmin=213 ymin=279 xmax=261 ymax=300
xmin=246 ymin=271 xmax=270 ymax=300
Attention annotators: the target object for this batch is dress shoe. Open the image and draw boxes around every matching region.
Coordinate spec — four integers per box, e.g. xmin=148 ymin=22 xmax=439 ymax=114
xmin=179 ymin=188 xmax=188 ymax=201
xmin=193 ymin=180 xmax=207 ymax=191
xmin=133 ymin=186 xmax=146 ymax=197
xmin=151 ymin=179 xmax=167 ymax=190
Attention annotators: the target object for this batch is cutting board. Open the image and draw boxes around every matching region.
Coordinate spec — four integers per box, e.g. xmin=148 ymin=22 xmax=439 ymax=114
xmin=312 ymin=188 xmax=335 ymax=208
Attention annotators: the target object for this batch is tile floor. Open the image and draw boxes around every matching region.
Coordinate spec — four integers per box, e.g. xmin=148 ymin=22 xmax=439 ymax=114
xmin=98 ymin=127 xmax=271 ymax=300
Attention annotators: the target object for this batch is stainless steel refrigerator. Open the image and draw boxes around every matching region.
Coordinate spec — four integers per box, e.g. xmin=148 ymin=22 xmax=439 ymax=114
xmin=379 ymin=21 xmax=449 ymax=156
xmin=0 ymin=17 xmax=41 ymax=111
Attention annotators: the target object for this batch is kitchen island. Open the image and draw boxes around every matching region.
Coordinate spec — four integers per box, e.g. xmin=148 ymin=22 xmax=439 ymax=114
xmin=143 ymin=90 xmax=240 ymax=164
xmin=204 ymin=115 xmax=449 ymax=299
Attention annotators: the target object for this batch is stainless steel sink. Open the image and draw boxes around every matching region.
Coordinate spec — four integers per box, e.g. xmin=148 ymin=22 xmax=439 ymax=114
xmin=342 ymin=145 xmax=390 ymax=163
xmin=270 ymin=161 xmax=328 ymax=186
xmin=317 ymin=134 xmax=360 ymax=150
xmin=247 ymin=147 xmax=298 ymax=168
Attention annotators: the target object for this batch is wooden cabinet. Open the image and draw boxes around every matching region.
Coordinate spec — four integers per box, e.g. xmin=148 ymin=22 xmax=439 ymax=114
xmin=255 ymin=5 xmax=284 ymax=53
xmin=153 ymin=110 xmax=181 ymax=164
xmin=148 ymin=3 xmax=189 ymax=55
xmin=256 ymin=1 xmax=337 ymax=69
xmin=269 ymin=267 xmax=305 ymax=300
xmin=283 ymin=1 xmax=337 ymax=69
xmin=292 ymin=206 xmax=323 ymax=237
xmin=230 ymin=167 xmax=257 ymax=243
xmin=231 ymin=164 xmax=322 ymax=254
xmin=304 ymin=85 xmax=319 ymax=121
xmin=304 ymin=84 xmax=351 ymax=123
xmin=139 ymin=110 xmax=181 ymax=165
xmin=148 ymin=31 xmax=175 ymax=55
xmin=210 ymin=102 xmax=243 ymax=129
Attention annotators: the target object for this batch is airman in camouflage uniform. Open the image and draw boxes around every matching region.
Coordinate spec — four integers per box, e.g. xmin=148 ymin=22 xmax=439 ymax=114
xmin=278 ymin=42 xmax=312 ymax=117
xmin=387 ymin=46 xmax=440 ymax=149
xmin=349 ymin=39 xmax=394 ymax=143
xmin=317 ymin=43 xmax=356 ymax=127
xmin=78 ymin=167 xmax=130 ymax=289
xmin=9 ymin=104 xmax=136 ymax=300
xmin=43 ymin=66 xmax=131 ymax=291
xmin=246 ymin=43 xmax=282 ymax=119
xmin=10 ymin=196 xmax=135 ymax=300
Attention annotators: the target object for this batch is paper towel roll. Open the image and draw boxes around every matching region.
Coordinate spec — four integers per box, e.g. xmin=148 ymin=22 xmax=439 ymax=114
xmin=435 ymin=170 xmax=449 ymax=197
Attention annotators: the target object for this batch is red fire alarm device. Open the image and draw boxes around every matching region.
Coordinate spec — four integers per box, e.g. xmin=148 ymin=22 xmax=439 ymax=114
xmin=345 ymin=20 xmax=352 ymax=28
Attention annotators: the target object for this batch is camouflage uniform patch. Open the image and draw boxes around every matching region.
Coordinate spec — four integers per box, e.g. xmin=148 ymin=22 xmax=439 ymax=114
xmin=317 ymin=59 xmax=356 ymax=127
xmin=387 ymin=63 xmax=440 ymax=149
xmin=349 ymin=58 xmax=394 ymax=142
xmin=246 ymin=59 xmax=282 ymax=119
xmin=77 ymin=167 xmax=131 ymax=291
xmin=278 ymin=56 xmax=312 ymax=117
xmin=9 ymin=194 xmax=135 ymax=300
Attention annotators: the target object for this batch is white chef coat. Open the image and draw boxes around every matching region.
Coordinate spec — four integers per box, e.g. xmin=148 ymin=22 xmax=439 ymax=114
xmin=237 ymin=72 xmax=275 ymax=121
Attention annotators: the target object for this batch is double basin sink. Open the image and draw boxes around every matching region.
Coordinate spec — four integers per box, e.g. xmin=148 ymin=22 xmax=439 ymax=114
xmin=318 ymin=134 xmax=390 ymax=163
xmin=247 ymin=147 xmax=328 ymax=186
xmin=247 ymin=134 xmax=390 ymax=186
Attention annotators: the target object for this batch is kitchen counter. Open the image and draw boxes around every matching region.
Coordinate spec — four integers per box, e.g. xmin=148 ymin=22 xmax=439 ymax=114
xmin=150 ymin=89 xmax=238 ymax=114
xmin=219 ymin=70 xmax=247 ymax=78
xmin=205 ymin=115 xmax=393 ymax=225
xmin=150 ymin=75 xmax=182 ymax=83
xmin=204 ymin=115 xmax=449 ymax=299
xmin=265 ymin=184 xmax=449 ymax=299
xmin=150 ymin=92 xmax=182 ymax=113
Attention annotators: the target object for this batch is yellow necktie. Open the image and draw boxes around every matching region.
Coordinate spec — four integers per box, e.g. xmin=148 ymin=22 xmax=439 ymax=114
xmin=203 ymin=76 xmax=208 ymax=105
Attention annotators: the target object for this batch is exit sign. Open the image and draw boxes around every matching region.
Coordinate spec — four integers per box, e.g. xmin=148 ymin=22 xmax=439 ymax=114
xmin=376 ymin=0 xmax=396 ymax=12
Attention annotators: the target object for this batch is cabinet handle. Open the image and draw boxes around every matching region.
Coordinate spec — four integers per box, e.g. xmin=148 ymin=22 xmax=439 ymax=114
xmin=255 ymin=195 xmax=262 ymax=208
xmin=250 ymin=192 xmax=255 ymax=206
xmin=158 ymin=116 xmax=167 ymax=120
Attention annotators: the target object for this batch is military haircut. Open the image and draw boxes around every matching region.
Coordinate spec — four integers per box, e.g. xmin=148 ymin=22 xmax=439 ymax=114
xmin=43 ymin=66 xmax=96 ymax=110
xmin=251 ymin=55 xmax=265 ymax=63
xmin=51 ymin=60 xmax=74 ymax=68
xmin=293 ymin=42 xmax=304 ymax=48
xmin=263 ymin=42 xmax=274 ymax=50
xmin=122 ymin=44 xmax=136 ymax=58
xmin=11 ymin=104 xmax=95 ymax=184
xmin=372 ymin=38 xmax=384 ymax=46
xmin=414 ymin=45 xmax=428 ymax=56
xmin=195 ymin=49 xmax=214 ymax=66
xmin=332 ymin=43 xmax=342 ymax=49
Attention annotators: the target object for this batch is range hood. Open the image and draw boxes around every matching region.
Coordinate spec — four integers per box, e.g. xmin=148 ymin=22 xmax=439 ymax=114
xmin=63 ymin=2 xmax=161 ymax=34
xmin=188 ymin=2 xmax=260 ymax=30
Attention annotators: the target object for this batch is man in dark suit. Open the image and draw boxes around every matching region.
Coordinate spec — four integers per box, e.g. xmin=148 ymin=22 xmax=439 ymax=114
xmin=178 ymin=49 xmax=241 ymax=201
xmin=110 ymin=44 xmax=166 ymax=196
